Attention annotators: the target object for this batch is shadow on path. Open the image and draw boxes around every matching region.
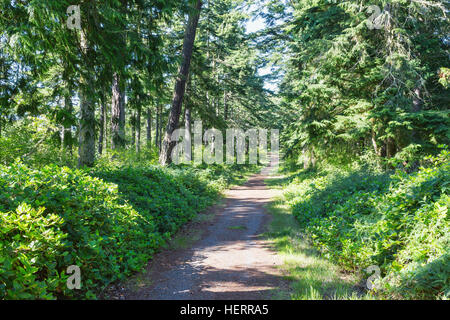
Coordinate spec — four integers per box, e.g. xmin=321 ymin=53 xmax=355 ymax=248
xmin=122 ymin=156 xmax=289 ymax=300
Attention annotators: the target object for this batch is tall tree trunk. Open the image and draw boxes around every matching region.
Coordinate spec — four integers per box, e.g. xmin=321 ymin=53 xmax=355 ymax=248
xmin=181 ymin=105 xmax=186 ymax=127
xmin=155 ymin=106 xmax=159 ymax=149
xmin=310 ymin=148 xmax=317 ymax=168
xmin=147 ymin=108 xmax=152 ymax=147
xmin=158 ymin=105 xmax=163 ymax=150
xmin=63 ymin=86 xmax=73 ymax=155
xmin=159 ymin=0 xmax=203 ymax=165
xmin=185 ymin=107 xmax=191 ymax=136
xmin=98 ymin=95 xmax=106 ymax=155
xmin=214 ymin=60 xmax=219 ymax=117
xmin=185 ymin=106 xmax=192 ymax=157
xmin=78 ymin=31 xmax=96 ymax=168
xmin=131 ymin=111 xmax=136 ymax=147
xmin=111 ymin=72 xmax=126 ymax=149
xmin=224 ymin=90 xmax=228 ymax=120
xmin=182 ymin=73 xmax=192 ymax=127
xmin=105 ymin=100 xmax=109 ymax=151
xmin=386 ymin=138 xmax=396 ymax=159
xmin=136 ymin=104 xmax=141 ymax=154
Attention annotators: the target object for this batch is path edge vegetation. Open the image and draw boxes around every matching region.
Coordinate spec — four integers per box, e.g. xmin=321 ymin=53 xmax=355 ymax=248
xmin=264 ymin=177 xmax=375 ymax=300
xmin=265 ymin=149 xmax=449 ymax=300
xmin=0 ymin=159 xmax=261 ymax=300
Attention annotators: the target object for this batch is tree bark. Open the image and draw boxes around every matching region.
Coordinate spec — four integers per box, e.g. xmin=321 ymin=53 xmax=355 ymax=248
xmin=159 ymin=0 xmax=203 ymax=165
xmin=98 ymin=94 xmax=106 ymax=155
xmin=105 ymin=100 xmax=109 ymax=151
xmin=136 ymin=104 xmax=141 ymax=154
xmin=155 ymin=106 xmax=160 ymax=149
xmin=185 ymin=106 xmax=192 ymax=157
xmin=111 ymin=72 xmax=126 ymax=149
xmin=63 ymin=87 xmax=73 ymax=154
xmin=131 ymin=111 xmax=136 ymax=147
xmin=146 ymin=108 xmax=152 ymax=147
xmin=386 ymin=137 xmax=396 ymax=158
xmin=158 ymin=105 xmax=163 ymax=150
xmin=310 ymin=148 xmax=317 ymax=168
xmin=224 ymin=90 xmax=228 ymax=120
xmin=185 ymin=107 xmax=191 ymax=136
xmin=182 ymin=73 xmax=192 ymax=127
xmin=78 ymin=30 xmax=96 ymax=168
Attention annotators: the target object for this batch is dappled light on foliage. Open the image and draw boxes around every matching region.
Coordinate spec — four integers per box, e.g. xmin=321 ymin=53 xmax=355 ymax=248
xmin=278 ymin=150 xmax=449 ymax=299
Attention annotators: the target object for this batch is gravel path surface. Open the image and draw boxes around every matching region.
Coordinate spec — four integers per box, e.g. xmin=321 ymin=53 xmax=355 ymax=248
xmin=125 ymin=157 xmax=287 ymax=300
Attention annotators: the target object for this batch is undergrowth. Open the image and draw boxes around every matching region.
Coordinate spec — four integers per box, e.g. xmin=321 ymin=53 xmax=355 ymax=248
xmin=0 ymin=156 xmax=259 ymax=299
xmin=274 ymin=150 xmax=449 ymax=299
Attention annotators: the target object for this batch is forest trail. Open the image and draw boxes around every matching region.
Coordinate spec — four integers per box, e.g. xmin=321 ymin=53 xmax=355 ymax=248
xmin=123 ymin=156 xmax=289 ymax=300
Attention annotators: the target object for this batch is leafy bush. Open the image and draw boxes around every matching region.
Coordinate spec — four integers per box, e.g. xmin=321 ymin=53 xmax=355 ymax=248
xmin=284 ymin=150 xmax=449 ymax=299
xmin=0 ymin=162 xmax=162 ymax=299
xmin=0 ymin=158 xmax=259 ymax=299
xmin=92 ymin=166 xmax=211 ymax=235
xmin=0 ymin=204 xmax=66 ymax=299
xmin=0 ymin=117 xmax=76 ymax=168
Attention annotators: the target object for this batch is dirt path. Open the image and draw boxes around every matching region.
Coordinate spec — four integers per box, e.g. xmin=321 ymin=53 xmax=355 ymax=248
xmin=123 ymin=157 xmax=288 ymax=300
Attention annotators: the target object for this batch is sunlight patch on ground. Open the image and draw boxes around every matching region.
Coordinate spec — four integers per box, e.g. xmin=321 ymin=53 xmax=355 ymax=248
xmin=203 ymin=283 xmax=276 ymax=293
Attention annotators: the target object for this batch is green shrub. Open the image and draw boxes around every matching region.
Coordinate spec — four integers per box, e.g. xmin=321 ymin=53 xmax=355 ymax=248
xmin=0 ymin=117 xmax=76 ymax=168
xmin=92 ymin=166 xmax=211 ymax=235
xmin=0 ymin=158 xmax=259 ymax=299
xmin=284 ymin=150 xmax=449 ymax=299
xmin=0 ymin=204 xmax=66 ymax=299
xmin=0 ymin=162 xmax=163 ymax=299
